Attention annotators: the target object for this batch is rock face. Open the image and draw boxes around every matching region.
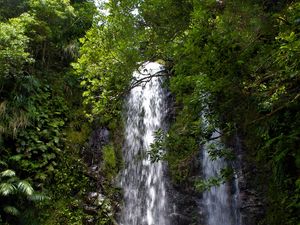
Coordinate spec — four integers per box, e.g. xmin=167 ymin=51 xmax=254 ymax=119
xmin=84 ymin=127 xmax=110 ymax=167
xmin=229 ymin=134 xmax=265 ymax=225
xmin=81 ymin=127 xmax=113 ymax=225
xmin=83 ymin=127 xmax=110 ymax=193
xmin=166 ymin=156 xmax=204 ymax=225
xmin=167 ymin=186 xmax=203 ymax=225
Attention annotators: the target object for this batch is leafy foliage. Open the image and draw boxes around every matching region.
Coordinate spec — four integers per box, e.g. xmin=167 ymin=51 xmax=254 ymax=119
xmin=0 ymin=15 xmax=33 ymax=79
xmin=195 ymin=167 xmax=234 ymax=192
xmin=102 ymin=145 xmax=117 ymax=181
xmin=0 ymin=0 xmax=97 ymax=224
xmin=148 ymin=129 xmax=166 ymax=163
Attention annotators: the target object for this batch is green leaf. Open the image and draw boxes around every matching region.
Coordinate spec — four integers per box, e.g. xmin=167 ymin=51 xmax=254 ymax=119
xmin=17 ymin=180 xmax=33 ymax=196
xmin=0 ymin=183 xmax=17 ymax=196
xmin=0 ymin=160 xmax=8 ymax=167
xmin=27 ymin=192 xmax=49 ymax=202
xmin=35 ymin=172 xmax=47 ymax=181
xmin=3 ymin=206 xmax=20 ymax=216
xmin=0 ymin=169 xmax=16 ymax=177
xmin=9 ymin=154 xmax=23 ymax=161
xmin=53 ymin=136 xmax=59 ymax=144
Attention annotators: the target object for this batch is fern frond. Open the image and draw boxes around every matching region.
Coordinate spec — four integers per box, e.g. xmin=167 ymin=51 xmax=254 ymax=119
xmin=0 ymin=160 xmax=8 ymax=167
xmin=7 ymin=176 xmax=18 ymax=183
xmin=27 ymin=192 xmax=49 ymax=202
xmin=17 ymin=180 xmax=33 ymax=196
xmin=1 ymin=169 xmax=16 ymax=177
xmin=0 ymin=182 xmax=17 ymax=196
xmin=3 ymin=206 xmax=20 ymax=216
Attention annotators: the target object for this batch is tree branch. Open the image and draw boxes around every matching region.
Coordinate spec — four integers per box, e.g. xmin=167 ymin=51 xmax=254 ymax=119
xmin=130 ymin=69 xmax=170 ymax=89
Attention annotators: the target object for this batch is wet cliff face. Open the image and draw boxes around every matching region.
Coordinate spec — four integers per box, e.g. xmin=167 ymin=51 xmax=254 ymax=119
xmin=83 ymin=127 xmax=110 ymax=167
xmin=229 ymin=135 xmax=265 ymax=225
xmin=166 ymin=158 xmax=204 ymax=225
xmin=81 ymin=127 xmax=120 ymax=225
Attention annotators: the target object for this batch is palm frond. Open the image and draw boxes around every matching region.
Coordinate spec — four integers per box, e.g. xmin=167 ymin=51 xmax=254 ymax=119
xmin=27 ymin=192 xmax=49 ymax=202
xmin=6 ymin=176 xmax=19 ymax=183
xmin=1 ymin=169 xmax=16 ymax=177
xmin=0 ymin=182 xmax=17 ymax=196
xmin=3 ymin=206 xmax=20 ymax=216
xmin=17 ymin=180 xmax=33 ymax=196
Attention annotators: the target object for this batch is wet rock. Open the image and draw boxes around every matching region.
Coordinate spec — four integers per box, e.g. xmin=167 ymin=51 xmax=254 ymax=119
xmin=229 ymin=134 xmax=266 ymax=225
xmin=83 ymin=127 xmax=110 ymax=166
xmin=167 ymin=180 xmax=203 ymax=225
xmin=86 ymin=192 xmax=99 ymax=204
xmin=96 ymin=193 xmax=105 ymax=206
xmin=83 ymin=217 xmax=95 ymax=225
xmin=83 ymin=205 xmax=98 ymax=215
xmin=89 ymin=127 xmax=110 ymax=150
xmin=170 ymin=212 xmax=193 ymax=225
xmin=81 ymin=126 xmax=115 ymax=225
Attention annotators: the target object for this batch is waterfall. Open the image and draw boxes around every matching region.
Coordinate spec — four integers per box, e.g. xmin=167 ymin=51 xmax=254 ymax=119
xmin=119 ymin=62 xmax=169 ymax=225
xmin=202 ymin=130 xmax=241 ymax=225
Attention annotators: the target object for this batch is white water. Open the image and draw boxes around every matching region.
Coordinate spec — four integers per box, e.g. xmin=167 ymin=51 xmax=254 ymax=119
xmin=120 ymin=62 xmax=169 ymax=225
xmin=202 ymin=131 xmax=241 ymax=225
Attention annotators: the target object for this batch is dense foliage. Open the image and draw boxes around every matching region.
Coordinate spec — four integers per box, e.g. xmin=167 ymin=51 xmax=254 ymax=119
xmin=0 ymin=0 xmax=99 ymax=224
xmin=1 ymin=0 xmax=299 ymax=224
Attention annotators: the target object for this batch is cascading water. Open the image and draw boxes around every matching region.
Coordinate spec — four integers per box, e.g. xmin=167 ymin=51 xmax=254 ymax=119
xmin=119 ymin=62 xmax=169 ymax=225
xmin=202 ymin=130 xmax=241 ymax=225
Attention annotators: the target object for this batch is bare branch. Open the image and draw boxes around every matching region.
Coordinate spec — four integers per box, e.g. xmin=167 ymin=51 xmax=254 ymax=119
xmin=130 ymin=69 xmax=170 ymax=89
xmin=112 ymin=63 xmax=172 ymax=101
xmin=209 ymin=135 xmax=222 ymax=141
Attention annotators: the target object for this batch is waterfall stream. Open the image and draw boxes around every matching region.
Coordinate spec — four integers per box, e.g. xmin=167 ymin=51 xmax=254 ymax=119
xmin=202 ymin=131 xmax=241 ymax=225
xmin=119 ymin=62 xmax=169 ymax=225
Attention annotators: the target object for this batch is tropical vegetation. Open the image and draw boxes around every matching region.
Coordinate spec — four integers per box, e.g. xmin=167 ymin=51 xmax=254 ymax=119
xmin=0 ymin=0 xmax=299 ymax=224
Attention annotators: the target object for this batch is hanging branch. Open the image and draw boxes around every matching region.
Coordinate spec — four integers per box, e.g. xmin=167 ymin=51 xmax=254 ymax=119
xmin=130 ymin=69 xmax=170 ymax=89
xmin=208 ymin=134 xmax=222 ymax=141
xmin=114 ymin=68 xmax=172 ymax=101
